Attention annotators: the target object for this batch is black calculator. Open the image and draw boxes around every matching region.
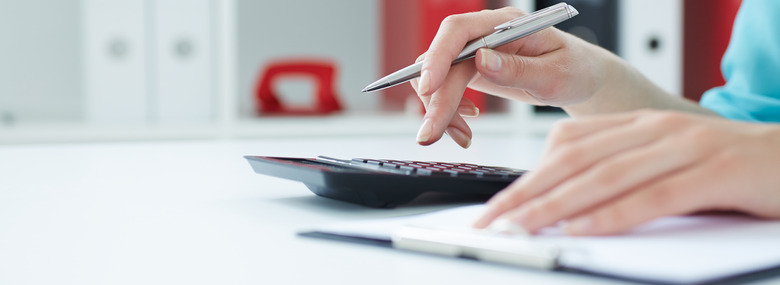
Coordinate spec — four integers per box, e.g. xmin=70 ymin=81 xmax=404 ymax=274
xmin=244 ymin=155 xmax=527 ymax=208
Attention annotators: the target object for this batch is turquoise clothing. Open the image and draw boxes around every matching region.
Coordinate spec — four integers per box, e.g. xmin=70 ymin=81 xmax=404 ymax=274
xmin=699 ymin=0 xmax=780 ymax=122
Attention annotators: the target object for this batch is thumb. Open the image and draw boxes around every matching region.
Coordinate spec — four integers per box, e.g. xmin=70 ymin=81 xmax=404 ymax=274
xmin=475 ymin=48 xmax=548 ymax=91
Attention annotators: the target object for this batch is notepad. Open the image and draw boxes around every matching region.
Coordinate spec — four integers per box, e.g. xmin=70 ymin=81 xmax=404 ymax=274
xmin=300 ymin=205 xmax=780 ymax=284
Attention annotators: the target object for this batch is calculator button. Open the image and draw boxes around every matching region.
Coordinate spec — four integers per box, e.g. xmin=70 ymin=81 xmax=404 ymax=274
xmin=424 ymin=167 xmax=442 ymax=172
xmin=456 ymin=172 xmax=480 ymax=178
xmin=381 ymin=163 xmax=399 ymax=168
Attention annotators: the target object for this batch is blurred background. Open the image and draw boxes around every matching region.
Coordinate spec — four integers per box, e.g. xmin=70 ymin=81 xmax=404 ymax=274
xmin=0 ymin=0 xmax=741 ymax=143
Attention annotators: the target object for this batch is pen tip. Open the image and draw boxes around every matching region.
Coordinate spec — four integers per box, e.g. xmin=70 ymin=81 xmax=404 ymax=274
xmin=362 ymin=82 xmax=392 ymax=93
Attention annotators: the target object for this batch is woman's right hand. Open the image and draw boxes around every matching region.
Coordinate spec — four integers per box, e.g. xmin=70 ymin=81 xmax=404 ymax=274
xmin=412 ymin=6 xmax=619 ymax=147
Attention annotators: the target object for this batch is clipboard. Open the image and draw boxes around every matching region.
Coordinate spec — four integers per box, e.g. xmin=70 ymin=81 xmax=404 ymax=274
xmin=299 ymin=205 xmax=780 ymax=285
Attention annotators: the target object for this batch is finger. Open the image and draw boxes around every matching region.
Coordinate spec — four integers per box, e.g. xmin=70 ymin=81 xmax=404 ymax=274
xmin=473 ymin=178 xmax=526 ymax=228
xmin=416 ymin=94 xmax=474 ymax=148
xmin=503 ymin=134 xmax=701 ymax=233
xmin=445 ymin=114 xmax=473 ymax=149
xmin=419 ymin=7 xmax=525 ymax=96
xmin=474 ymin=113 xmax=670 ymax=229
xmin=416 ymin=95 xmax=474 ymax=148
xmin=541 ymin=111 xmax=647 ymax=157
xmin=456 ymin=97 xmax=479 ymax=117
xmin=409 ymin=53 xmax=428 ymax=94
xmin=418 ymin=109 xmax=473 ymax=149
xmin=417 ymin=57 xmax=478 ymax=146
xmin=564 ymin=157 xmax=721 ymax=236
xmin=415 ymin=89 xmax=478 ymax=118
xmin=410 ymin=52 xmax=474 ymax=147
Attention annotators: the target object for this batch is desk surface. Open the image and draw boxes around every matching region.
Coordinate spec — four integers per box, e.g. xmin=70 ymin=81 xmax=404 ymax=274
xmin=0 ymin=134 xmax=709 ymax=284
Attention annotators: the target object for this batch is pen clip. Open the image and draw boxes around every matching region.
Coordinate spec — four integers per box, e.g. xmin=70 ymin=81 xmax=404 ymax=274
xmin=494 ymin=2 xmax=569 ymax=31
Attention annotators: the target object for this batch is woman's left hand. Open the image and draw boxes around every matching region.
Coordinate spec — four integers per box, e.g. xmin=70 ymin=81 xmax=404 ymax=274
xmin=474 ymin=110 xmax=780 ymax=235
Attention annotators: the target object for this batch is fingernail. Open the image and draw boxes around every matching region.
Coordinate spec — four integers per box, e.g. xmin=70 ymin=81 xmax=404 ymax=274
xmin=418 ymin=70 xmax=431 ymax=95
xmin=566 ymin=216 xmax=593 ymax=235
xmin=480 ymin=49 xmax=502 ymax=72
xmin=457 ymin=106 xmax=480 ymax=117
xmin=445 ymin=127 xmax=471 ymax=149
xmin=417 ymin=119 xmax=434 ymax=143
xmin=472 ymin=205 xmax=501 ymax=228
xmin=487 ymin=218 xmax=529 ymax=236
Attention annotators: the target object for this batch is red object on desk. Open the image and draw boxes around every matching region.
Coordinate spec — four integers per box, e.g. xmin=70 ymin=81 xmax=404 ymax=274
xmin=381 ymin=0 xmax=486 ymax=112
xmin=255 ymin=60 xmax=342 ymax=116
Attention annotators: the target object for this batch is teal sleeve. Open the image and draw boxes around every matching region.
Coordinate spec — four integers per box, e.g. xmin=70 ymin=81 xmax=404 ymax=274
xmin=699 ymin=0 xmax=780 ymax=123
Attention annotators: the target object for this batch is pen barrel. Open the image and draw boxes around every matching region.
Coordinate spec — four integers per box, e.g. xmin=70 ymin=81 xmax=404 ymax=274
xmin=486 ymin=11 xmax=572 ymax=48
xmin=454 ymin=5 xmax=576 ymax=63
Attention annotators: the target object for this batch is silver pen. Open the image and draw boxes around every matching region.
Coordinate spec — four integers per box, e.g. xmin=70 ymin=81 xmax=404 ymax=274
xmin=362 ymin=2 xmax=579 ymax=93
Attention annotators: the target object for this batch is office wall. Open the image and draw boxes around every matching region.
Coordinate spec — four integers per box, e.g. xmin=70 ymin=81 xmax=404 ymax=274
xmin=0 ymin=0 xmax=83 ymax=124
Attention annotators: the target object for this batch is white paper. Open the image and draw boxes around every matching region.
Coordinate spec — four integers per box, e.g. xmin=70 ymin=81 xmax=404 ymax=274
xmin=307 ymin=205 xmax=780 ymax=284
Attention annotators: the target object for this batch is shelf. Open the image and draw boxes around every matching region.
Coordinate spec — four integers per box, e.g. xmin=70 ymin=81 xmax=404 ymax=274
xmin=0 ymin=112 xmax=566 ymax=144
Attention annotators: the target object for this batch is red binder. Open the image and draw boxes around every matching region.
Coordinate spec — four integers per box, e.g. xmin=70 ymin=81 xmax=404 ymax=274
xmin=683 ymin=0 xmax=742 ymax=101
xmin=381 ymin=0 xmax=486 ymax=112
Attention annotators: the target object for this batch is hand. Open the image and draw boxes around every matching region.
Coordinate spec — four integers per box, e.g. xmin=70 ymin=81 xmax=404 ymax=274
xmin=473 ymin=110 xmax=780 ymax=235
xmin=411 ymin=7 xmax=614 ymax=147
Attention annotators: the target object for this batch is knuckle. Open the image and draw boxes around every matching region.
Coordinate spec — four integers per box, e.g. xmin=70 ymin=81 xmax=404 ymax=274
xmin=642 ymin=111 xmax=687 ymax=127
xmin=414 ymin=53 xmax=426 ymax=63
xmin=422 ymin=49 xmax=448 ymax=60
xmin=680 ymin=126 xmax=716 ymax=146
xmin=509 ymin=54 xmax=526 ymax=72
xmin=548 ymin=119 xmax=579 ymax=142
xmin=500 ymin=55 xmax=528 ymax=87
xmin=440 ymin=14 xmax=467 ymax=30
xmin=646 ymin=184 xmax=677 ymax=210
xmin=553 ymin=144 xmax=588 ymax=166
xmin=504 ymin=6 xmax=526 ymax=16
xmin=532 ymin=198 xmax=563 ymax=217
xmin=590 ymin=159 xmax=629 ymax=189
xmin=712 ymin=148 xmax=744 ymax=170
xmin=595 ymin=207 xmax=624 ymax=230
xmin=492 ymin=194 xmax=520 ymax=211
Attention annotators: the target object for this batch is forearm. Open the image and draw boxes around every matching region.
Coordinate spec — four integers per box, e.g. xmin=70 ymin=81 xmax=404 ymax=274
xmin=564 ymin=47 xmax=721 ymax=118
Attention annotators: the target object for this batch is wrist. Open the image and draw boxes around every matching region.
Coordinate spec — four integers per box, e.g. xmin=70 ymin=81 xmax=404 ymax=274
xmin=562 ymin=46 xmax=627 ymax=117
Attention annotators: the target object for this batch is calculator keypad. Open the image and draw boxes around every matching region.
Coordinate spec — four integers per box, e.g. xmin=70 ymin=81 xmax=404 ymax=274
xmin=352 ymin=158 xmax=525 ymax=179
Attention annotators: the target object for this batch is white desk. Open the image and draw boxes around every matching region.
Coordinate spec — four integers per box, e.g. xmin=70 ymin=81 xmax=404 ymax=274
xmin=0 ymin=134 xmax=745 ymax=284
